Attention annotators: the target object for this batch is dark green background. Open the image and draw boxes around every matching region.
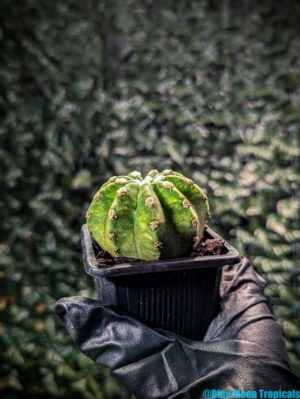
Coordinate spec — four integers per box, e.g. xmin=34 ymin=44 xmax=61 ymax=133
xmin=0 ymin=0 xmax=299 ymax=397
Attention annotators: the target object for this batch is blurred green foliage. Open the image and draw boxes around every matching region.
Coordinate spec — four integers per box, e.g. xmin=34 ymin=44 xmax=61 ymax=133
xmin=0 ymin=0 xmax=299 ymax=397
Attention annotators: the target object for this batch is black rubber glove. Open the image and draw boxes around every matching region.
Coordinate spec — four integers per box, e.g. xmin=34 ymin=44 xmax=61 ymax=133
xmin=55 ymin=258 xmax=300 ymax=398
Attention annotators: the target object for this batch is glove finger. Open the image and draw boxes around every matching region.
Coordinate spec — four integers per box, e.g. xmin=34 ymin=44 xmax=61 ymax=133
xmin=204 ymin=258 xmax=269 ymax=341
xmin=55 ymin=296 xmax=172 ymax=370
xmin=220 ymin=257 xmax=267 ymax=299
xmin=55 ymin=297 xmax=188 ymax=397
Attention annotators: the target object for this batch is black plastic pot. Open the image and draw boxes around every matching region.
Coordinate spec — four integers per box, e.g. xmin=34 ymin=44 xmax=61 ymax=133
xmin=81 ymin=224 xmax=241 ymax=340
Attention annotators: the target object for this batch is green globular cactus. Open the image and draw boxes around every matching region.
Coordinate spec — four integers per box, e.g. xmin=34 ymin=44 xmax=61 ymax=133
xmin=86 ymin=169 xmax=210 ymax=261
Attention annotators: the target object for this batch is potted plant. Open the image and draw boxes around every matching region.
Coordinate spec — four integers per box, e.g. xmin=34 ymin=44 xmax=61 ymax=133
xmin=81 ymin=169 xmax=240 ymax=340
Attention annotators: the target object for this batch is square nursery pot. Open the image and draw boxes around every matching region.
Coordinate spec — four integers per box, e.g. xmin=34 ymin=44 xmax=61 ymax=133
xmin=81 ymin=224 xmax=241 ymax=341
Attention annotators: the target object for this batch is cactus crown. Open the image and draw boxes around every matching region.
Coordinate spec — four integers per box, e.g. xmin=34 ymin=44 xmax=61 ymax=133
xmin=86 ymin=169 xmax=210 ymax=261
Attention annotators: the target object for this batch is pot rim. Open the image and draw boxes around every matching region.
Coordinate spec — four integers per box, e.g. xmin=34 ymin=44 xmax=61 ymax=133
xmin=81 ymin=224 xmax=241 ymax=277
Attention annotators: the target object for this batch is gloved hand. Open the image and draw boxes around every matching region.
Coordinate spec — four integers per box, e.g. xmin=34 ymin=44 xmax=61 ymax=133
xmin=55 ymin=258 xmax=300 ymax=398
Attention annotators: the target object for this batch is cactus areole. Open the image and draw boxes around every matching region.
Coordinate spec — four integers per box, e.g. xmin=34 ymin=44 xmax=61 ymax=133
xmin=86 ymin=170 xmax=210 ymax=261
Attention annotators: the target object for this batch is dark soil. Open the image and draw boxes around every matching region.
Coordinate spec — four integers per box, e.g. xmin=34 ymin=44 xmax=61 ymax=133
xmin=191 ymin=237 xmax=225 ymax=257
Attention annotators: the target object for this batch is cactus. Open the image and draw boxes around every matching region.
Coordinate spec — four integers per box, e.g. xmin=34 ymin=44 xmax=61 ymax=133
xmin=86 ymin=169 xmax=210 ymax=261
